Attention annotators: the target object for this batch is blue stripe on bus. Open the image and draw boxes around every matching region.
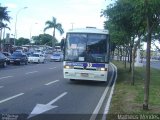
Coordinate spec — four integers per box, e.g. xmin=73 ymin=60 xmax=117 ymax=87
xmin=92 ymin=63 xmax=105 ymax=67
xmin=65 ymin=62 xmax=105 ymax=68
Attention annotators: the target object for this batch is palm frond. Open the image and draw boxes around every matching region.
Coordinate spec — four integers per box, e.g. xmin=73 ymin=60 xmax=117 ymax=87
xmin=56 ymin=23 xmax=64 ymax=35
xmin=52 ymin=17 xmax=57 ymax=24
xmin=44 ymin=26 xmax=51 ymax=32
xmin=44 ymin=16 xmax=64 ymax=36
xmin=0 ymin=6 xmax=11 ymax=22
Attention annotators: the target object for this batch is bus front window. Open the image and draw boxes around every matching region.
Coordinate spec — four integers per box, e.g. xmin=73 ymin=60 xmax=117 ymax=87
xmin=65 ymin=33 xmax=109 ymax=63
xmin=65 ymin=34 xmax=87 ymax=61
xmin=86 ymin=34 xmax=108 ymax=63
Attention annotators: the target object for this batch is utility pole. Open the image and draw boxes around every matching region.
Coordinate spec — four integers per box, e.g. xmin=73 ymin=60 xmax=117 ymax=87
xmin=14 ymin=7 xmax=28 ymax=46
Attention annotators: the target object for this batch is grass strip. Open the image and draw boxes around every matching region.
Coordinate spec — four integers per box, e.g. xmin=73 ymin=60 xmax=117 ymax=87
xmin=107 ymin=61 xmax=160 ymax=120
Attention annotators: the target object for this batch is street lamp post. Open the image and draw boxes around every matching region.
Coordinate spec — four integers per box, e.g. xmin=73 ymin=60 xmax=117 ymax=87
xmin=30 ymin=22 xmax=38 ymax=40
xmin=14 ymin=7 xmax=28 ymax=46
xmin=71 ymin=22 xmax=74 ymax=30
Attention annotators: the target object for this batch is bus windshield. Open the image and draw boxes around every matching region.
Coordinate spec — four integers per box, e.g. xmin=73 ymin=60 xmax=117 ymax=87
xmin=65 ymin=33 xmax=109 ymax=63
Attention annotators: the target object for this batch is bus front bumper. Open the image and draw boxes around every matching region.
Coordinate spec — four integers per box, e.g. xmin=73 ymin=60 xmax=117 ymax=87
xmin=63 ymin=69 xmax=108 ymax=81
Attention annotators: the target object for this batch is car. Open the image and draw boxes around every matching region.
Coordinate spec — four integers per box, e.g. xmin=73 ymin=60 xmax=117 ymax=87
xmin=50 ymin=52 xmax=63 ymax=62
xmin=28 ymin=53 xmax=45 ymax=63
xmin=10 ymin=52 xmax=28 ymax=65
xmin=0 ymin=52 xmax=7 ymax=68
xmin=54 ymin=46 xmax=61 ymax=52
xmin=15 ymin=49 xmax=24 ymax=53
xmin=2 ymin=52 xmax=11 ymax=65
xmin=25 ymin=51 xmax=33 ymax=57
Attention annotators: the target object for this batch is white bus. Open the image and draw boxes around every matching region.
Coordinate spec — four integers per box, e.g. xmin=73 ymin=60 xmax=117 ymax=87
xmin=63 ymin=27 xmax=110 ymax=81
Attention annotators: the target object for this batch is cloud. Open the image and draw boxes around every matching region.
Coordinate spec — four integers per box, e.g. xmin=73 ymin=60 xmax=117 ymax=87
xmin=4 ymin=3 xmax=17 ymax=9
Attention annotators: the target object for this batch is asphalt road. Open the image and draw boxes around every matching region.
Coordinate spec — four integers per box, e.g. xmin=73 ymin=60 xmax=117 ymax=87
xmin=0 ymin=62 xmax=116 ymax=120
xmin=142 ymin=59 xmax=160 ymax=69
xmin=150 ymin=61 xmax=160 ymax=69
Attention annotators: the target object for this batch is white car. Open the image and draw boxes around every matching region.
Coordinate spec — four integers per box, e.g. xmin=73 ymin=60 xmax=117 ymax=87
xmin=50 ymin=53 xmax=63 ymax=62
xmin=28 ymin=53 xmax=45 ymax=63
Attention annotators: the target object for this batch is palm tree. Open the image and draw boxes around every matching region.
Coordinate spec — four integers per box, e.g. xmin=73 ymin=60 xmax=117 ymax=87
xmin=2 ymin=23 xmax=10 ymax=39
xmin=0 ymin=6 xmax=10 ymax=22
xmin=0 ymin=6 xmax=11 ymax=51
xmin=0 ymin=23 xmax=10 ymax=50
xmin=44 ymin=17 xmax=64 ymax=49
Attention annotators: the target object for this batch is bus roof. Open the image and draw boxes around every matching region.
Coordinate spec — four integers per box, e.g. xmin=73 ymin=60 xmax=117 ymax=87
xmin=67 ymin=27 xmax=109 ymax=34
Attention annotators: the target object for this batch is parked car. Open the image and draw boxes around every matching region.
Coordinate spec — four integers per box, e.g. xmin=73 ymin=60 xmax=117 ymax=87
xmin=54 ymin=46 xmax=61 ymax=52
xmin=50 ymin=52 xmax=63 ymax=62
xmin=0 ymin=52 xmax=7 ymax=68
xmin=25 ymin=51 xmax=33 ymax=57
xmin=10 ymin=52 xmax=28 ymax=65
xmin=2 ymin=52 xmax=11 ymax=64
xmin=15 ymin=49 xmax=24 ymax=53
xmin=28 ymin=53 xmax=45 ymax=63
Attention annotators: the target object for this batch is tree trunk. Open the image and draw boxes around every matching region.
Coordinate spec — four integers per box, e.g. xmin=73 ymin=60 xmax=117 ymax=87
xmin=112 ymin=50 xmax=115 ymax=60
xmin=120 ymin=46 xmax=122 ymax=61
xmin=129 ymin=46 xmax=132 ymax=72
xmin=52 ymin=28 xmax=56 ymax=50
xmin=117 ymin=46 xmax=120 ymax=61
xmin=128 ymin=47 xmax=130 ymax=62
xmin=131 ymin=49 xmax=135 ymax=85
xmin=143 ymin=2 xmax=151 ymax=110
xmin=131 ymin=36 xmax=141 ymax=85
xmin=0 ymin=29 xmax=2 ymax=51
xmin=122 ymin=46 xmax=125 ymax=63
xmin=124 ymin=46 xmax=127 ymax=69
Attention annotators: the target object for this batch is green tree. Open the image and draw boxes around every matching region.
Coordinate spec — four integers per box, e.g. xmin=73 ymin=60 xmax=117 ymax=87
xmin=44 ymin=17 xmax=64 ymax=49
xmin=132 ymin=0 xmax=160 ymax=110
xmin=32 ymin=36 xmax=40 ymax=45
xmin=142 ymin=0 xmax=160 ymax=110
xmin=0 ymin=6 xmax=11 ymax=50
xmin=0 ymin=6 xmax=10 ymax=22
xmin=102 ymin=0 xmax=160 ymax=110
xmin=32 ymin=33 xmax=56 ymax=46
xmin=1 ymin=23 xmax=10 ymax=39
xmin=16 ymin=37 xmax=30 ymax=46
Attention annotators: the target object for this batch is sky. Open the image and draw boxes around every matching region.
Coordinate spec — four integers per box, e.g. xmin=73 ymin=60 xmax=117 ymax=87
xmin=1 ymin=0 xmax=112 ymax=42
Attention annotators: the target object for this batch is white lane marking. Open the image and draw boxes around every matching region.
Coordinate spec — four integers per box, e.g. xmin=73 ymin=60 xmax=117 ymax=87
xmin=28 ymin=92 xmax=67 ymax=119
xmin=45 ymin=80 xmax=59 ymax=86
xmin=0 ymin=86 xmax=4 ymax=88
xmin=47 ymin=92 xmax=67 ymax=105
xmin=25 ymin=71 xmax=38 ymax=75
xmin=49 ymin=67 xmax=56 ymax=69
xmin=90 ymin=64 xmax=115 ymax=120
xmin=0 ymin=76 xmax=13 ymax=80
xmin=0 ymin=93 xmax=24 ymax=104
xmin=102 ymin=63 xmax=117 ymax=120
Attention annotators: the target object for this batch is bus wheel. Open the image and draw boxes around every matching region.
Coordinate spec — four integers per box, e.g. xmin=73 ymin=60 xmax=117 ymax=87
xmin=70 ymin=79 xmax=75 ymax=81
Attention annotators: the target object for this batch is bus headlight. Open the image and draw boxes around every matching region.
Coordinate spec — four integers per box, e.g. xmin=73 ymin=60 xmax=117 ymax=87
xmin=64 ymin=65 xmax=70 ymax=69
xmin=64 ymin=65 xmax=74 ymax=69
xmin=100 ymin=68 xmax=105 ymax=71
xmin=97 ymin=68 xmax=107 ymax=71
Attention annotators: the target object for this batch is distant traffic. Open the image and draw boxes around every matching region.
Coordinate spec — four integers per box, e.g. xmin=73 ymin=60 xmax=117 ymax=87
xmin=0 ymin=45 xmax=64 ymax=68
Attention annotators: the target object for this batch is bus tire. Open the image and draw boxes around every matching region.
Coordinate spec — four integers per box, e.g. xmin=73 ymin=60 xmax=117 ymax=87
xmin=70 ymin=79 xmax=75 ymax=81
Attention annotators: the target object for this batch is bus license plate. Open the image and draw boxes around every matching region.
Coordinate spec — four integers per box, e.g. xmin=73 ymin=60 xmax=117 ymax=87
xmin=81 ymin=73 xmax=88 ymax=77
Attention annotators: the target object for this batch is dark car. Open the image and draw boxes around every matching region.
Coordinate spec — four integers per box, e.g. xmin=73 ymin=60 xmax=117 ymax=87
xmin=10 ymin=52 xmax=28 ymax=65
xmin=2 ymin=52 xmax=11 ymax=64
xmin=0 ymin=52 xmax=7 ymax=68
